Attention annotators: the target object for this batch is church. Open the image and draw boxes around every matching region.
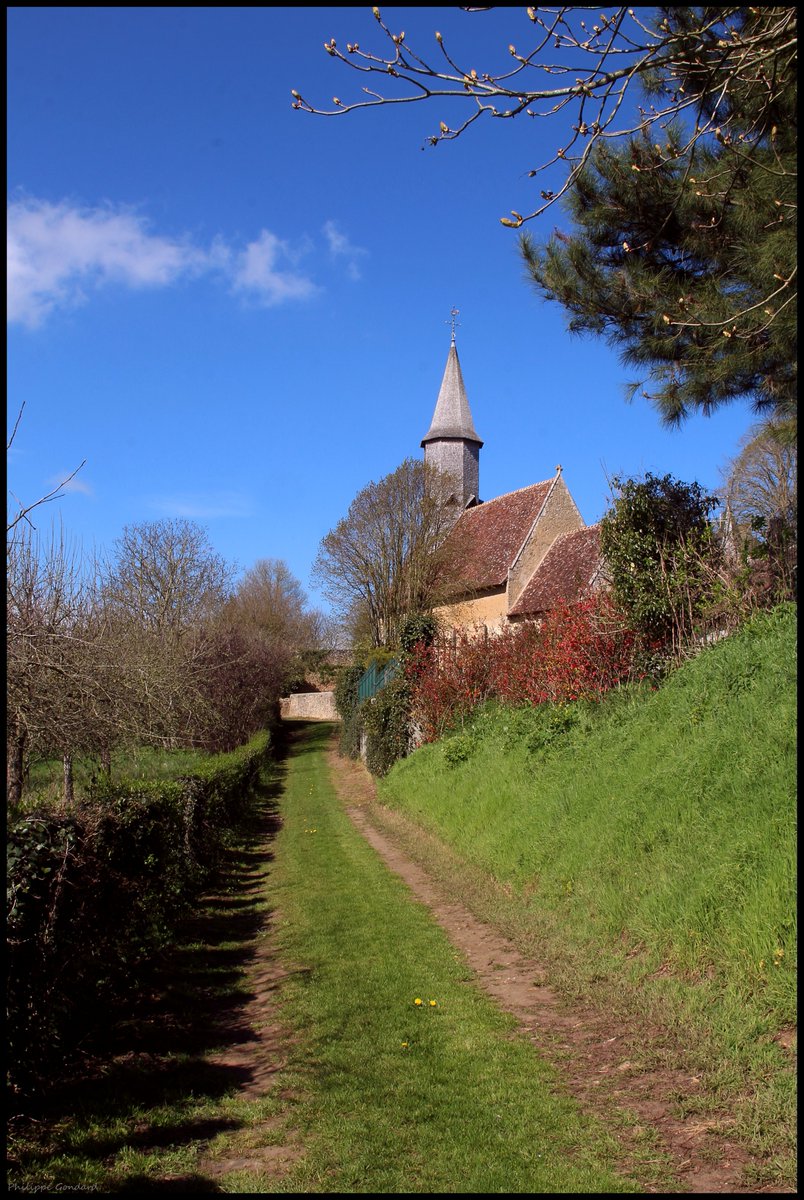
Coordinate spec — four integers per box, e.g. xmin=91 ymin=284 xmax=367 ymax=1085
xmin=422 ymin=331 xmax=606 ymax=635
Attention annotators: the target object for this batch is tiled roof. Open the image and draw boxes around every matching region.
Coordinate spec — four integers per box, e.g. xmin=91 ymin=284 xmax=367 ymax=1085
xmin=509 ymin=523 xmax=603 ymax=616
xmin=441 ymin=480 xmax=554 ymax=594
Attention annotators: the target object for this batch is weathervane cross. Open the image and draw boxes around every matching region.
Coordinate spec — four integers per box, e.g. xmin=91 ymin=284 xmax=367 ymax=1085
xmin=447 ymin=306 xmax=460 ymax=343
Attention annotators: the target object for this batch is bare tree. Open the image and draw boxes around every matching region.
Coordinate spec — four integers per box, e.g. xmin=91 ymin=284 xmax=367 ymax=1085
xmin=103 ymin=519 xmax=231 ymax=635
xmin=6 ymin=524 xmax=110 ymax=806
xmin=99 ymin=519 xmax=234 ymax=749
xmin=194 ymin=557 xmax=335 ymax=750
xmin=225 ymin=558 xmax=326 ymax=654
xmin=724 ymin=423 xmax=797 ymax=532
xmin=312 ymin=458 xmax=465 ymax=650
xmin=722 ymin=422 xmax=797 ymax=599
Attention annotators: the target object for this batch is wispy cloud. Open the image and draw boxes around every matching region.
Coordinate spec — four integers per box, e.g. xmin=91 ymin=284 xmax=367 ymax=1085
xmin=323 ymin=219 xmax=367 ymax=281
xmin=7 ymin=195 xmax=319 ymax=327
xmin=230 ymin=230 xmax=318 ymax=305
xmin=146 ymin=491 xmax=255 ymax=519
xmin=7 ymin=197 xmax=208 ymax=328
xmin=48 ymin=469 xmax=94 ymax=497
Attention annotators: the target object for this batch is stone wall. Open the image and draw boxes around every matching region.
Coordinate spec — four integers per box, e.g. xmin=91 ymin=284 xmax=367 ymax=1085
xmin=280 ymin=691 xmax=339 ymax=721
xmin=433 ymin=586 xmax=508 ymax=635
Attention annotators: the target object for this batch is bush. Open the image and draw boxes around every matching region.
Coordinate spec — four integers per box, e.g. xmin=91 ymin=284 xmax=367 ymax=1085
xmin=361 ymin=673 xmax=412 ymax=777
xmin=407 ymin=595 xmax=643 ymax=742
xmin=333 ymin=664 xmax=364 ymax=759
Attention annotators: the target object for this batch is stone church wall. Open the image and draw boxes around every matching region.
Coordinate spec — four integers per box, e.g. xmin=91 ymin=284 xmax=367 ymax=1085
xmin=433 ymin=587 xmax=508 ymax=635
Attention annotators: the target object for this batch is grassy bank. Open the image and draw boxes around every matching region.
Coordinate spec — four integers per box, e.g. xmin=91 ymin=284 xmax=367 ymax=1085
xmin=376 ymin=604 xmax=796 ymax=1182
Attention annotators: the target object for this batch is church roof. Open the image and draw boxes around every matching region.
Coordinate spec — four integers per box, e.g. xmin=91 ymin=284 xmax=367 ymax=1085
xmin=509 ymin=523 xmax=604 ymax=617
xmin=441 ymin=480 xmax=554 ymax=593
xmin=421 ymin=340 xmax=483 ymax=447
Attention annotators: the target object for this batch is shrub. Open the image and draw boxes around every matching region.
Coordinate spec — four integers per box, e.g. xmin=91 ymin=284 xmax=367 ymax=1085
xmin=361 ymin=673 xmax=413 ymax=777
xmin=333 ymin=663 xmax=364 ymax=759
xmin=408 ymin=595 xmax=642 ymax=742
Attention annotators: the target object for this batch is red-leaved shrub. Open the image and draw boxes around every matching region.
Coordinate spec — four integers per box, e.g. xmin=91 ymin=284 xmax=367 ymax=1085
xmin=407 ymin=594 xmax=640 ymax=742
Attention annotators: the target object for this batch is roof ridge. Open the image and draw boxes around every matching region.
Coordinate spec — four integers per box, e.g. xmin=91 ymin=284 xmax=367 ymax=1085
xmin=465 ymin=478 xmax=554 ymax=510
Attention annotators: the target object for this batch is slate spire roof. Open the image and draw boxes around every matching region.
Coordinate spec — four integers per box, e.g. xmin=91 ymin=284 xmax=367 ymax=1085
xmin=421 ymin=337 xmax=483 ymax=449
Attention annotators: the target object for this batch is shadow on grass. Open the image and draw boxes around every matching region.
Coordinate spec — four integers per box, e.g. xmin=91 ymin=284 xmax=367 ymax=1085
xmin=281 ymin=720 xmax=337 ymax=757
xmin=9 ymin=758 xmax=290 ymax=1193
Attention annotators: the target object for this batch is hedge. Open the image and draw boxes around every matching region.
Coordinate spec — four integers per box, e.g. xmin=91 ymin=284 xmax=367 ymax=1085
xmin=7 ymin=730 xmax=273 ymax=1095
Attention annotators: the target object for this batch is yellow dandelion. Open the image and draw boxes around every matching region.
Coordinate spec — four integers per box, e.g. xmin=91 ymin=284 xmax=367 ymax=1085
xmin=414 ymin=997 xmax=422 ymax=1005
xmin=429 ymin=1000 xmax=437 ymax=1007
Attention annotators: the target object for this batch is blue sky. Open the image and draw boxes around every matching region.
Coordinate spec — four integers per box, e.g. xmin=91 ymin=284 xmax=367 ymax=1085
xmin=8 ymin=6 xmax=756 ymax=615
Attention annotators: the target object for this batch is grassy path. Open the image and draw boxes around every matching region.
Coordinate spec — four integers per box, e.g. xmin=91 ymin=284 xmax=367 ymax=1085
xmin=252 ymin=721 xmax=639 ymax=1193
xmin=11 ymin=722 xmax=649 ymax=1194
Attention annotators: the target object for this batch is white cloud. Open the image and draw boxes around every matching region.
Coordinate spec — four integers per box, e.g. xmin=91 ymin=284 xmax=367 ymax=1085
xmin=323 ymin=219 xmax=367 ymax=281
xmin=230 ymin=230 xmax=318 ymax=305
xmin=48 ymin=469 xmax=94 ymax=497
xmin=7 ymin=196 xmax=320 ymax=327
xmin=7 ymin=197 xmax=208 ymax=328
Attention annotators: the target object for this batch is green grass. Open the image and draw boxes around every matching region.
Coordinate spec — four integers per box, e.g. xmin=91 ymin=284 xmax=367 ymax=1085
xmin=8 ymin=602 xmax=796 ymax=1192
xmin=377 ymin=604 xmax=797 ymax=1178
xmin=22 ymin=743 xmax=215 ymax=812
xmin=260 ymin=721 xmax=641 ymax=1194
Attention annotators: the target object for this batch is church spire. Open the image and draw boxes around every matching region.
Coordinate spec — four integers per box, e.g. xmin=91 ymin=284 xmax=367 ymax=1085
xmin=421 ymin=320 xmax=483 ymax=508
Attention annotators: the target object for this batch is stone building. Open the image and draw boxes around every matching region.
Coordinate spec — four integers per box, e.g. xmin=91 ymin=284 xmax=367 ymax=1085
xmin=424 ymin=333 xmax=605 ymax=634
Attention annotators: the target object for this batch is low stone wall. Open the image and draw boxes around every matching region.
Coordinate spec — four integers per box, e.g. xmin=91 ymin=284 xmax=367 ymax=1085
xmin=280 ymin=691 xmax=339 ymax=721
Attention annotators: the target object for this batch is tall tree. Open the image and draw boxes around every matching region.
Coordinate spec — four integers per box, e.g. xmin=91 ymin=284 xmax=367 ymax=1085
xmin=312 ymin=458 xmax=462 ymax=650
xmin=200 ymin=557 xmax=335 ymax=751
xmin=6 ymin=525 xmax=111 ymax=806
xmin=522 ymin=7 xmax=796 ymax=426
xmin=297 ymin=7 xmax=796 ymax=425
xmin=103 ymin=519 xmax=231 ymax=635
xmin=225 ymin=558 xmax=327 ymax=656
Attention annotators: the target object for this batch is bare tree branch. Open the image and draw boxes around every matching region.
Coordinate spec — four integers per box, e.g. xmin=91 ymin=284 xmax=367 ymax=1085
xmin=292 ymin=7 xmax=795 ymax=225
xmin=7 ymin=403 xmax=87 ymax=535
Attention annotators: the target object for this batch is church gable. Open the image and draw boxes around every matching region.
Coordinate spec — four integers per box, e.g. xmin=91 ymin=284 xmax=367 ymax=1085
xmin=506 ymin=472 xmax=585 ymax=604
xmin=440 ymin=480 xmax=554 ymax=597
xmin=509 ymin=523 xmax=604 ymax=619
